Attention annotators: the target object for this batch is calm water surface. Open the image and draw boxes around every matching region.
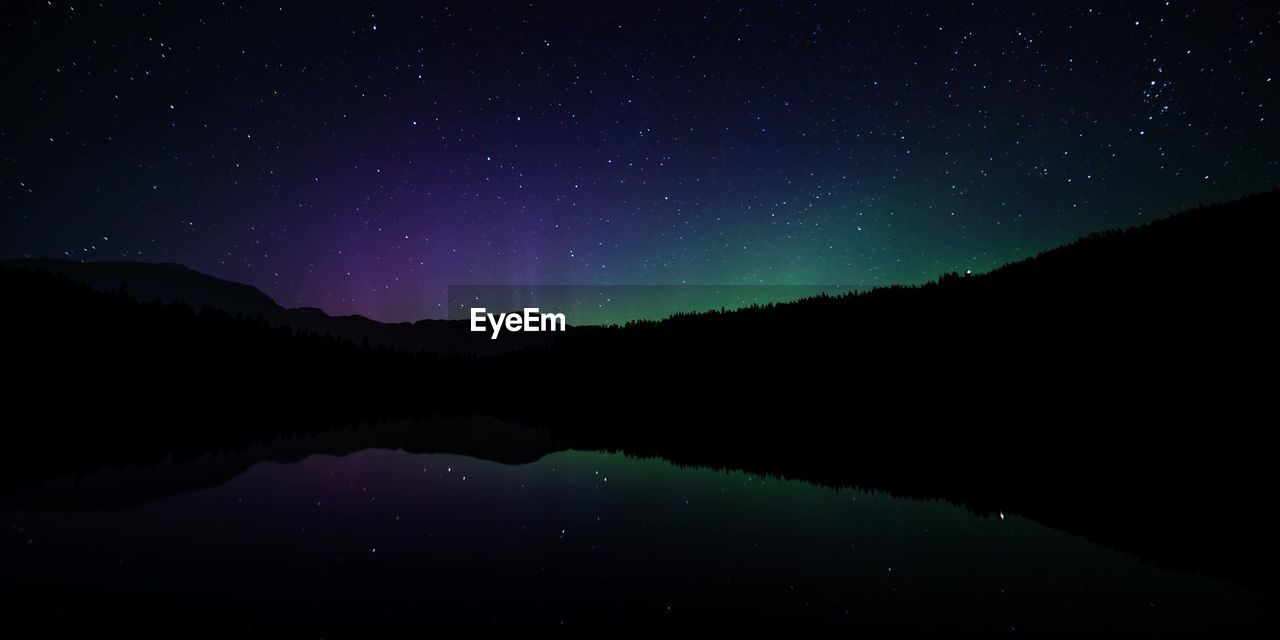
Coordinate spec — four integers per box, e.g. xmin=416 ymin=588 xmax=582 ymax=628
xmin=1 ymin=447 xmax=1270 ymax=636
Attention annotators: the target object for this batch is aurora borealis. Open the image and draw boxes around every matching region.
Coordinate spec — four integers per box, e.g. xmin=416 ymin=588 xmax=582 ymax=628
xmin=2 ymin=1 xmax=1277 ymax=322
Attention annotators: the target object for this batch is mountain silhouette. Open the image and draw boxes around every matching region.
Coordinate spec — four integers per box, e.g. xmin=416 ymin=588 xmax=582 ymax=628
xmin=0 ymin=257 xmax=554 ymax=355
xmin=0 ymin=259 xmax=282 ymax=316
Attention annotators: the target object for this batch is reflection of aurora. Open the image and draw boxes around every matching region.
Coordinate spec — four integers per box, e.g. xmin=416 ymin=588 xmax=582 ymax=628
xmin=449 ymin=284 xmax=868 ymax=326
xmin=3 ymin=446 xmax=1267 ymax=634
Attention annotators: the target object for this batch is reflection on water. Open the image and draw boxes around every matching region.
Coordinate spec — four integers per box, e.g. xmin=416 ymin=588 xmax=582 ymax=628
xmin=1 ymin=447 xmax=1270 ymax=636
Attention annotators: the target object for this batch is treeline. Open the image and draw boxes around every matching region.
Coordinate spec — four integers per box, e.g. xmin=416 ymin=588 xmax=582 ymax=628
xmin=5 ymin=189 xmax=1276 ymax=439
xmin=4 ymin=188 xmax=1276 ymax=434
xmin=498 ymin=188 xmax=1276 ymax=419
xmin=1 ymin=266 xmax=445 ymax=398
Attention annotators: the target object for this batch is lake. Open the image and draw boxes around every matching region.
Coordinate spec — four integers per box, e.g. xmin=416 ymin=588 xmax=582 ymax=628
xmin=1 ymin=443 xmax=1271 ymax=636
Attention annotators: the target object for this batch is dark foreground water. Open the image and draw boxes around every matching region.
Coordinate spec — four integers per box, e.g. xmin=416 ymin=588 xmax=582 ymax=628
xmin=1 ymin=446 xmax=1271 ymax=637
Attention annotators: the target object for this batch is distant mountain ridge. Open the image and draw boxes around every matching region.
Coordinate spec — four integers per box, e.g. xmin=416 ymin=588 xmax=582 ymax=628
xmin=0 ymin=259 xmax=282 ymax=316
xmin=0 ymin=257 xmax=554 ymax=355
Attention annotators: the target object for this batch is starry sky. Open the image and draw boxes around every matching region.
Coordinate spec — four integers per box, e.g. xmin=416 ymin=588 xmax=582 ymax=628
xmin=2 ymin=1 xmax=1276 ymax=322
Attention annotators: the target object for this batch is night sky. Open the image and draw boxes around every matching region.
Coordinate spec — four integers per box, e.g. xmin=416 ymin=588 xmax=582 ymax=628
xmin=2 ymin=1 xmax=1276 ymax=322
